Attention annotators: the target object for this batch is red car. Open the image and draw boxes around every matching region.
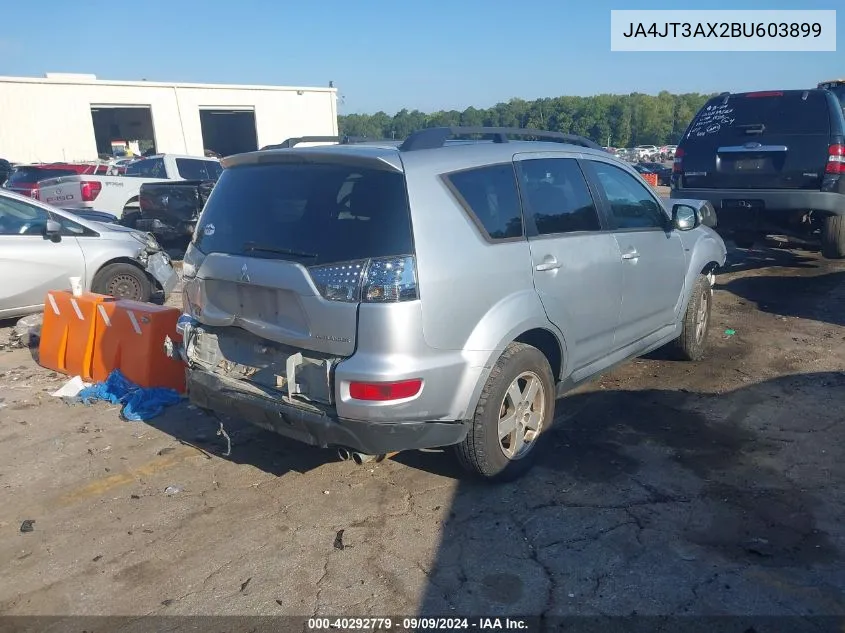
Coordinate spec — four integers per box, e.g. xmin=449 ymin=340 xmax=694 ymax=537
xmin=2 ymin=162 xmax=123 ymax=199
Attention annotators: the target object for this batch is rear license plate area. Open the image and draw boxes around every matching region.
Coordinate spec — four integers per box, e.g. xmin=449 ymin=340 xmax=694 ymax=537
xmin=722 ymin=199 xmax=764 ymax=210
xmin=733 ymin=157 xmax=768 ymax=171
xmin=192 ymin=327 xmax=335 ymax=405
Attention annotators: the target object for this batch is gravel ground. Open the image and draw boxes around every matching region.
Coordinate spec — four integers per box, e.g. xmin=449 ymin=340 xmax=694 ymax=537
xmin=1 ymin=242 xmax=844 ymax=630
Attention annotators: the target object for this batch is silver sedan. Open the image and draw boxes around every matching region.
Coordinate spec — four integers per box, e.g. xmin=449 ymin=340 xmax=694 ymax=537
xmin=0 ymin=189 xmax=178 ymax=320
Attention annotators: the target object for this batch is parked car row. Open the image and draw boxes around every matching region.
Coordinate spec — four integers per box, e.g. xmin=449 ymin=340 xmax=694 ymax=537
xmin=607 ymin=145 xmax=677 ymax=162
xmin=632 ymin=162 xmax=672 ymax=186
xmin=37 ymin=154 xmax=223 ymax=222
xmin=174 ymin=126 xmax=726 ymax=481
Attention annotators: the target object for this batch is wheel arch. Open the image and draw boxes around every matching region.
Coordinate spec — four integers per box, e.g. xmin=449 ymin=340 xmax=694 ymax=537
xmin=461 ymin=321 xmax=568 ymax=423
xmin=92 ymin=257 xmax=159 ymax=291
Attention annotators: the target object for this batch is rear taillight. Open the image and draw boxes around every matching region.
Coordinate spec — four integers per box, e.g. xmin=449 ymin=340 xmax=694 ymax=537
xmin=672 ymin=147 xmax=685 ymax=174
xmin=80 ymin=180 xmax=102 ymax=201
xmin=745 ymin=91 xmax=783 ymax=98
xmin=31 ymin=186 xmax=39 ymax=200
xmin=826 ymin=144 xmax=845 ymax=175
xmin=308 ymin=255 xmax=418 ymax=303
xmin=349 ymin=379 xmax=422 ymax=401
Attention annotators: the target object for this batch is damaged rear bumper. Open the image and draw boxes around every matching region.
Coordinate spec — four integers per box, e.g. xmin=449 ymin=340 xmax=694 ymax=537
xmin=144 ymin=251 xmax=179 ymax=297
xmin=186 ymin=367 xmax=468 ymax=455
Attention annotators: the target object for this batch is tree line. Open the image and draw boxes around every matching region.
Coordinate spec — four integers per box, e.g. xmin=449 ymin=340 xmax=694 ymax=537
xmin=338 ymin=91 xmax=713 ymax=147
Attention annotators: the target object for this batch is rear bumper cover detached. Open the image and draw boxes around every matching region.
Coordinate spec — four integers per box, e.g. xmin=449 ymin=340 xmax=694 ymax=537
xmin=187 ymin=368 xmax=469 ymax=455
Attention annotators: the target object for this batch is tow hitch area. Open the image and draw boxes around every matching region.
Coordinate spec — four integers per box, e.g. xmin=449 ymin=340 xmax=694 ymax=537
xmin=184 ymin=323 xmax=338 ymax=406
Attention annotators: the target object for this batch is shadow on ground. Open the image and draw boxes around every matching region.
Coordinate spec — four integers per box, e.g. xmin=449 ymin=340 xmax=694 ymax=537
xmin=719 ymin=269 xmax=845 ymax=327
xmin=144 ymin=405 xmax=335 ymax=476
xmin=405 ymin=371 xmax=845 ymax=620
xmin=721 ymin=244 xmax=820 ymax=275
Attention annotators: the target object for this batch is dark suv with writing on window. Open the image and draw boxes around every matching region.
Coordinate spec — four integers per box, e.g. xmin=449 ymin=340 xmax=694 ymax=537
xmin=671 ymin=89 xmax=845 ymax=258
xmin=177 ymin=127 xmax=725 ymax=481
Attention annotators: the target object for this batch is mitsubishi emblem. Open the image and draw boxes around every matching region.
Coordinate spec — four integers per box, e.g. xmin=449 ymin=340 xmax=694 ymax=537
xmin=240 ymin=264 xmax=250 ymax=283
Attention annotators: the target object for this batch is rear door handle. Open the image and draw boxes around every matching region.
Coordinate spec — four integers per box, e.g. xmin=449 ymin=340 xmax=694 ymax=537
xmin=535 ymin=256 xmax=561 ymax=272
xmin=621 ymin=249 xmax=640 ymax=261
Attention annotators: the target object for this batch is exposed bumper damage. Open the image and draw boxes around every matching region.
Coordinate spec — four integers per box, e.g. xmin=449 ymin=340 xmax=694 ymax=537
xmin=142 ymin=251 xmax=179 ymax=298
xmin=177 ymin=318 xmax=468 ymax=454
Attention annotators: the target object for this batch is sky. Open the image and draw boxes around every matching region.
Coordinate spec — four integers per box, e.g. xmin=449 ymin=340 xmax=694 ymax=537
xmin=0 ymin=0 xmax=841 ymax=115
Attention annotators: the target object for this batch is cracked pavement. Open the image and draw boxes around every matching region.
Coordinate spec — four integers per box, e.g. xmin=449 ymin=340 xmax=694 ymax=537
xmin=1 ymin=244 xmax=844 ymax=621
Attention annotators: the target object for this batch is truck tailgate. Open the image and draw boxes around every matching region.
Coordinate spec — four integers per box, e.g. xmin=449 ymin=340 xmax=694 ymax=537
xmin=39 ymin=177 xmax=85 ymax=207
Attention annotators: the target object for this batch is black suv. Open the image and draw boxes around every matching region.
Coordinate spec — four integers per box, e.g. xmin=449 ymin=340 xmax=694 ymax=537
xmin=670 ymin=89 xmax=845 ymax=258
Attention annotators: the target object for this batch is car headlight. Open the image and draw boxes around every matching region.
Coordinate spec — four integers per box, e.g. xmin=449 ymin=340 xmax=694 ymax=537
xmin=130 ymin=231 xmax=161 ymax=253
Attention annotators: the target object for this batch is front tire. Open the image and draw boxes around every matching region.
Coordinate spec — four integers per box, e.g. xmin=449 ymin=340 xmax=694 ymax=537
xmin=92 ymin=263 xmax=152 ymax=302
xmin=671 ymin=274 xmax=713 ymax=361
xmin=821 ymin=215 xmax=845 ymax=259
xmin=455 ymin=342 xmax=555 ymax=482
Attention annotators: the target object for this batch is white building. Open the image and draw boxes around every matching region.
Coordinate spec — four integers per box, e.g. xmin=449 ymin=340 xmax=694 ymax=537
xmin=0 ymin=73 xmax=339 ymax=164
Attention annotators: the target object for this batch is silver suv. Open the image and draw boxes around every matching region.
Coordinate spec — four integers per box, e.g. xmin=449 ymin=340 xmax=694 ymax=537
xmin=177 ymin=127 xmax=727 ymax=481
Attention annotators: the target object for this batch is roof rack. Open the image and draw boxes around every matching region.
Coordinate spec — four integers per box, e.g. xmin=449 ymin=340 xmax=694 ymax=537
xmin=398 ymin=126 xmax=602 ymax=152
xmin=261 ymin=135 xmax=373 ymax=150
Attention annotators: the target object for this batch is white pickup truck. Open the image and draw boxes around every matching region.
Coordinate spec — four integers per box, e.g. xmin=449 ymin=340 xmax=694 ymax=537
xmin=39 ymin=154 xmax=223 ymax=221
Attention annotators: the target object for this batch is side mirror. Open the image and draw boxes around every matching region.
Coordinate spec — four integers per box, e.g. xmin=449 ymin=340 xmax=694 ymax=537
xmin=672 ymin=204 xmax=698 ymax=231
xmin=45 ymin=219 xmax=62 ymax=240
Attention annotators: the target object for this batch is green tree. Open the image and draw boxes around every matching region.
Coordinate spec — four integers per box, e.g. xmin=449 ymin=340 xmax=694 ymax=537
xmin=338 ymin=91 xmax=713 ymax=146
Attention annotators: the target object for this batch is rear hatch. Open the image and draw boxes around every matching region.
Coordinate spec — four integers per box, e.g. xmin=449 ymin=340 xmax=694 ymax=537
xmin=678 ymin=90 xmax=832 ymax=190
xmin=187 ymin=152 xmax=415 ymax=360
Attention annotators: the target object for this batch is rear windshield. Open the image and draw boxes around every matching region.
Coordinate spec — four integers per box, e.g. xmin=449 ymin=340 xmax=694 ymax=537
xmin=193 ymin=162 xmax=414 ymax=266
xmin=684 ymin=92 xmax=830 ymax=143
xmin=6 ymin=167 xmax=76 ymax=184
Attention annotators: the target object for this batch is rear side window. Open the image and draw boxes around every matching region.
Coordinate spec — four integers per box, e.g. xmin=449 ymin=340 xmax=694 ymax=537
xmin=126 ymin=158 xmax=166 ymax=178
xmin=176 ymin=158 xmax=223 ymax=181
xmin=444 ymin=164 xmax=523 ymax=240
xmin=518 ymin=158 xmax=601 ymax=234
xmin=193 ymin=162 xmax=414 ymax=266
xmin=685 ymin=92 xmax=830 ymax=143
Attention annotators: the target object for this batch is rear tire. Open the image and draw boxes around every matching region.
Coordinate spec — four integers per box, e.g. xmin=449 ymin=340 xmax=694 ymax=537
xmin=671 ymin=275 xmax=712 ymax=362
xmin=454 ymin=342 xmax=555 ymax=482
xmin=92 ymin=263 xmax=152 ymax=302
xmin=821 ymin=215 xmax=845 ymax=259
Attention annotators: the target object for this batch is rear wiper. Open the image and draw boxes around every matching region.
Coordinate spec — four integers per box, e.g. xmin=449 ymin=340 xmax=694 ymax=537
xmin=241 ymin=242 xmax=318 ymax=258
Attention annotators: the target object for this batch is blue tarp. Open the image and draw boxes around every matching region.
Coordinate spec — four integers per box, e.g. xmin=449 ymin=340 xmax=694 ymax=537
xmin=78 ymin=369 xmax=182 ymax=421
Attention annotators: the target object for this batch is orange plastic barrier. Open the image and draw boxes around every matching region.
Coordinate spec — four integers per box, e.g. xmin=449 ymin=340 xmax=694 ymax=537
xmin=39 ymin=291 xmax=114 ymax=380
xmin=92 ymin=300 xmax=186 ymax=393
xmin=642 ymin=172 xmax=659 ymax=187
